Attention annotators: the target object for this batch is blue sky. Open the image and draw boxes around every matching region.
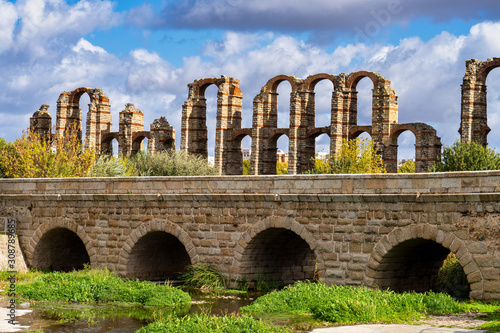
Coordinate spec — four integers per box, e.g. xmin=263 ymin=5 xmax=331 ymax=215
xmin=1 ymin=0 xmax=500 ymax=159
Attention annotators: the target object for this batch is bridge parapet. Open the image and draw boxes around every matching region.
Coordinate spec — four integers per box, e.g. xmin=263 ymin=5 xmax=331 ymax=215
xmin=1 ymin=171 xmax=500 ymax=196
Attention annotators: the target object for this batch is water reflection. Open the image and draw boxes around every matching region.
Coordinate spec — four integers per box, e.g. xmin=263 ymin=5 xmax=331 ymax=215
xmin=16 ymin=291 xmax=262 ymax=332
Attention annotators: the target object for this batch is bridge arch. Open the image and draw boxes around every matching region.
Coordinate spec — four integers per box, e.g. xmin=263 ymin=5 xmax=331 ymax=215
xmin=234 ymin=218 xmax=320 ymax=287
xmin=365 ymin=224 xmax=481 ymax=298
xmin=118 ymin=219 xmax=197 ymax=281
xmin=29 ymin=221 xmax=94 ymax=271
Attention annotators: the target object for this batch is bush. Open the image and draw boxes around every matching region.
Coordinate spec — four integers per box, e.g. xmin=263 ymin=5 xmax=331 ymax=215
xmin=277 ymin=161 xmax=288 ymax=174
xmin=0 ymin=128 xmax=95 ymax=178
xmin=242 ymin=281 xmax=466 ymax=324
xmin=430 ymin=141 xmax=500 ymax=172
xmin=87 ymin=155 xmax=133 ymax=177
xmin=0 ymin=137 xmax=7 ymax=178
xmin=243 ymin=159 xmax=251 ymax=175
xmin=136 ymin=313 xmax=292 ymax=333
xmin=306 ymin=137 xmax=386 ymax=174
xmin=398 ymin=160 xmax=415 ymax=173
xmin=16 ymin=269 xmax=191 ymax=306
xmin=435 ymin=253 xmax=470 ymax=299
xmin=129 ymin=150 xmax=219 ymax=176
xmin=178 ymin=263 xmax=228 ymax=292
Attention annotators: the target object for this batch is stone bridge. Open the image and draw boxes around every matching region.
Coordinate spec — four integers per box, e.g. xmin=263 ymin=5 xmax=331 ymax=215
xmin=1 ymin=172 xmax=500 ymax=301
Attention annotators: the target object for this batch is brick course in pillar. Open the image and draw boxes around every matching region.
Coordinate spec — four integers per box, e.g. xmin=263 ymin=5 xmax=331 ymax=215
xmin=1 ymin=171 xmax=500 ymax=301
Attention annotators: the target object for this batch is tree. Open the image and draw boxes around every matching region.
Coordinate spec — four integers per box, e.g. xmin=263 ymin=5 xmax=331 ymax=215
xmin=397 ymin=160 xmax=415 ymax=173
xmin=243 ymin=159 xmax=251 ymax=175
xmin=306 ymin=137 xmax=386 ymax=174
xmin=0 ymin=138 xmax=8 ymax=178
xmin=276 ymin=161 xmax=288 ymax=174
xmin=0 ymin=128 xmax=96 ymax=178
xmin=429 ymin=141 xmax=500 ymax=172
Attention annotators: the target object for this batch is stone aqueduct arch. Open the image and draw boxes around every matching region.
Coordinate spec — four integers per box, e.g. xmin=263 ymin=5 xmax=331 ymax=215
xmin=30 ymin=88 xmax=175 ymax=157
xmin=460 ymin=57 xmax=500 ymax=145
xmin=181 ymin=71 xmax=441 ymax=174
xmin=35 ymin=58 xmax=500 ymax=173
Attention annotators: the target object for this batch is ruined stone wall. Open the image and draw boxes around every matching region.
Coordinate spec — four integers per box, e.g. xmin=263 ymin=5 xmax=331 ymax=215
xmin=460 ymin=57 xmax=500 ymax=145
xmin=1 ymin=172 xmax=500 ymax=301
xmin=182 ymin=72 xmax=441 ymax=175
xmin=31 ymin=88 xmax=174 ymax=157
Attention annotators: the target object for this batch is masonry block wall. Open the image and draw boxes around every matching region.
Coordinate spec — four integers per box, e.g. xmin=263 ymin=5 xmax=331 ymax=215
xmin=460 ymin=57 xmax=500 ymax=145
xmin=31 ymin=87 xmax=175 ymax=157
xmin=31 ymin=57 xmax=500 ymax=174
xmin=1 ymin=172 xmax=500 ymax=301
xmin=182 ymin=71 xmax=441 ymax=175
xmin=29 ymin=104 xmax=52 ymax=140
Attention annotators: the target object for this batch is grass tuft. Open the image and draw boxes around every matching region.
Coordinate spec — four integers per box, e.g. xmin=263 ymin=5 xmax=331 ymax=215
xmin=241 ymin=281 xmax=471 ymax=324
xmin=178 ymin=263 xmax=228 ymax=292
xmin=14 ymin=268 xmax=191 ymax=306
xmin=135 ymin=313 xmax=292 ymax=333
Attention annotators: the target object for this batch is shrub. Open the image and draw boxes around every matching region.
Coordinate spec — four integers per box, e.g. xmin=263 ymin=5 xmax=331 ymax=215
xmin=277 ymin=161 xmax=288 ymax=174
xmin=0 ymin=128 xmax=95 ymax=178
xmin=87 ymin=155 xmax=133 ymax=177
xmin=0 ymin=137 xmax=7 ymax=178
xmin=306 ymin=137 xmax=386 ymax=174
xmin=129 ymin=150 xmax=219 ymax=176
xmin=135 ymin=313 xmax=292 ymax=333
xmin=398 ymin=160 xmax=415 ymax=173
xmin=243 ymin=159 xmax=251 ymax=175
xmin=435 ymin=253 xmax=470 ymax=299
xmin=430 ymin=141 xmax=500 ymax=172
xmin=178 ymin=263 xmax=228 ymax=292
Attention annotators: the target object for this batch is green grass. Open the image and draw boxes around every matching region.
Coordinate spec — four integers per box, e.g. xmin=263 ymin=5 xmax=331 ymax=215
xmin=478 ymin=309 xmax=500 ymax=332
xmin=135 ymin=313 xmax=292 ymax=333
xmin=13 ymin=268 xmax=191 ymax=306
xmin=179 ymin=263 xmax=228 ymax=292
xmin=241 ymin=281 xmax=492 ymax=324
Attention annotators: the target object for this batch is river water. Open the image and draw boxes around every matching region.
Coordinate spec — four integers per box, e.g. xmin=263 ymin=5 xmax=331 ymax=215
xmin=13 ymin=291 xmax=261 ymax=332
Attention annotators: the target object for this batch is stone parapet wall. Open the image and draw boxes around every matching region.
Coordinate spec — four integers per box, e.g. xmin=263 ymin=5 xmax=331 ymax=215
xmin=1 ymin=170 xmax=500 ymax=195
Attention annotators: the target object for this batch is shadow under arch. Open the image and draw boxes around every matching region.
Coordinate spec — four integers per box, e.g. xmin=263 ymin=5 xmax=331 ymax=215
xmin=234 ymin=218 xmax=320 ymax=286
xmin=29 ymin=221 xmax=94 ymax=271
xmin=118 ymin=220 xmax=198 ymax=281
xmin=365 ymin=224 xmax=481 ymax=297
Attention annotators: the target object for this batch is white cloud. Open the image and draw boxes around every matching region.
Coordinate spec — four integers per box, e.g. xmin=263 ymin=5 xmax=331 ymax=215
xmin=3 ymin=15 xmax=500 ymax=162
xmin=11 ymin=0 xmax=121 ymax=57
xmin=72 ymin=38 xmax=107 ymax=54
xmin=0 ymin=1 xmax=18 ymax=53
